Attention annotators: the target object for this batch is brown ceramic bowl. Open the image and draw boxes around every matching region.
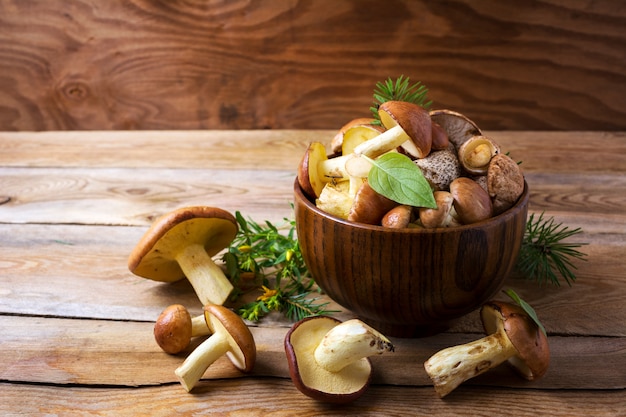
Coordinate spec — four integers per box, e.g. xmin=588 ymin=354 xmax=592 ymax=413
xmin=293 ymin=179 xmax=529 ymax=338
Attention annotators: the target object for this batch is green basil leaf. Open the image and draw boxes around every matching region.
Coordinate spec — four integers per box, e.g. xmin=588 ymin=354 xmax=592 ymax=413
xmin=364 ymin=153 xmax=436 ymax=208
xmin=504 ymin=289 xmax=547 ymax=336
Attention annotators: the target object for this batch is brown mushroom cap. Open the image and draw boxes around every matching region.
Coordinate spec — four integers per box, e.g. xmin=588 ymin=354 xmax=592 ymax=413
xmin=381 ymin=204 xmax=414 ymax=228
xmin=378 ymin=101 xmax=432 ymax=159
xmin=481 ymin=301 xmax=550 ymax=380
xmin=128 ymin=206 xmax=237 ymax=306
xmin=487 ymin=154 xmax=525 ymax=215
xmin=154 ymin=304 xmax=193 ymax=354
xmin=419 ymin=191 xmax=459 ymax=229
xmin=297 ymin=142 xmax=329 ymax=199
xmin=449 ymin=177 xmax=493 ymax=224
xmin=284 ymin=316 xmax=372 ymax=404
xmin=429 ymin=109 xmax=482 ymax=150
xmin=204 ymin=304 xmax=256 ymax=373
xmin=348 ymin=181 xmax=398 ymax=225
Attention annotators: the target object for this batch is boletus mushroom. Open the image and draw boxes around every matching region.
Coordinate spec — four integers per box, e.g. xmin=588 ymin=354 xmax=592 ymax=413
xmin=154 ymin=304 xmax=211 ymax=354
xmin=128 ymin=206 xmax=237 ymax=306
xmin=284 ymin=317 xmax=395 ymax=403
xmin=424 ymin=300 xmax=550 ymax=398
xmin=175 ymin=304 xmax=256 ymax=392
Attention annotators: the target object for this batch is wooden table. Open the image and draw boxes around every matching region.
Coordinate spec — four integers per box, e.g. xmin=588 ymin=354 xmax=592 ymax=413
xmin=1 ymin=130 xmax=624 ymax=416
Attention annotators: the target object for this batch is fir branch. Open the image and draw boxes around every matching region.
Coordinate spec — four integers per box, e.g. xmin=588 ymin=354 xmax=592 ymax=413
xmin=370 ymin=75 xmax=432 ymax=123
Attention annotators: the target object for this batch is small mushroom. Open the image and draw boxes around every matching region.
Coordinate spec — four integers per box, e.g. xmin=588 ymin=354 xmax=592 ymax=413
xmin=348 ymin=181 xmax=398 ymax=225
xmin=449 ymin=177 xmax=493 ymax=224
xmin=175 ymin=304 xmax=256 ymax=392
xmin=284 ymin=316 xmax=394 ymax=403
xmin=430 ymin=121 xmax=450 ymax=151
xmin=354 ymin=101 xmax=432 ymax=159
xmin=429 ymin=109 xmax=482 ymax=150
xmin=487 ymin=154 xmax=525 ymax=215
xmin=381 ymin=204 xmax=415 ymax=228
xmin=154 ymin=304 xmax=211 ymax=354
xmin=128 ymin=206 xmax=237 ymax=306
xmin=424 ymin=300 xmax=550 ymax=398
xmin=298 ymin=142 xmax=347 ymax=199
xmin=414 ymin=147 xmax=462 ymax=191
xmin=458 ymin=135 xmax=501 ymax=175
xmin=418 ymin=191 xmax=460 ymax=229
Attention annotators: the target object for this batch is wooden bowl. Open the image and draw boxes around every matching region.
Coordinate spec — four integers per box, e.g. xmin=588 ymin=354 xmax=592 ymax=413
xmin=293 ymin=179 xmax=529 ymax=338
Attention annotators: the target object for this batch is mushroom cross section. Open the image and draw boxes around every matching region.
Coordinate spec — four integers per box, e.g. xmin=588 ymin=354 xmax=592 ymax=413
xmin=423 ymin=300 xmax=550 ymax=398
xmin=175 ymin=304 xmax=256 ymax=392
xmin=284 ymin=316 xmax=394 ymax=404
xmin=128 ymin=206 xmax=237 ymax=306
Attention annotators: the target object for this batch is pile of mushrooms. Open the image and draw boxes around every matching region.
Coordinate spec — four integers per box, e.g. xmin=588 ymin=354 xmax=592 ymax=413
xmin=297 ymin=104 xmax=525 ymax=228
xmin=128 ymin=206 xmax=257 ymax=392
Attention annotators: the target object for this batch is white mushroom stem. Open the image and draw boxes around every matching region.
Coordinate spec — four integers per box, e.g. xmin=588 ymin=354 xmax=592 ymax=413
xmin=175 ymin=330 xmax=230 ymax=392
xmin=314 ymin=319 xmax=394 ymax=373
xmin=352 ymin=124 xmax=406 ymax=158
xmin=191 ymin=314 xmax=211 ymax=337
xmin=175 ymin=244 xmax=234 ymax=306
xmin=424 ymin=321 xmax=516 ymax=398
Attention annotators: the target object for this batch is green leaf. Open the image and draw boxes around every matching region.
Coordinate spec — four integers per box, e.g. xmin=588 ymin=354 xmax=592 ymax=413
xmin=363 ymin=153 xmax=436 ymax=208
xmin=503 ymin=289 xmax=547 ymax=337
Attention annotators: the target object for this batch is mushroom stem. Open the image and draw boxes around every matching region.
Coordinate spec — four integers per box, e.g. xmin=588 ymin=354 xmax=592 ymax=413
xmin=424 ymin=320 xmax=516 ymax=398
xmin=353 ymin=124 xmax=405 ymax=158
xmin=314 ymin=319 xmax=395 ymax=373
xmin=175 ymin=243 xmax=234 ymax=306
xmin=191 ymin=314 xmax=211 ymax=337
xmin=174 ymin=330 xmax=230 ymax=392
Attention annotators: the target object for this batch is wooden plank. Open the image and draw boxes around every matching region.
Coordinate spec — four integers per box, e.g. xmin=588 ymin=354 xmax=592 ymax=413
xmin=1 ymin=316 xmax=625 ymax=390
xmin=0 ymin=1 xmax=625 ymax=131
xmin=1 ymin=381 xmax=624 ymax=417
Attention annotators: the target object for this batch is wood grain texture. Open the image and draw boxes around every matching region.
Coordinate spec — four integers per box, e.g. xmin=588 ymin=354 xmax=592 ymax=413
xmin=0 ymin=1 xmax=625 ymax=131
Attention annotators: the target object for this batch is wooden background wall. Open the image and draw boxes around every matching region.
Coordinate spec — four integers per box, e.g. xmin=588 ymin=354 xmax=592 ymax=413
xmin=0 ymin=0 xmax=624 ymax=131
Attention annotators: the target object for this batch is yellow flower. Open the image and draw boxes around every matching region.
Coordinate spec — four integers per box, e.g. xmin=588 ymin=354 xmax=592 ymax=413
xmin=257 ymin=285 xmax=278 ymax=302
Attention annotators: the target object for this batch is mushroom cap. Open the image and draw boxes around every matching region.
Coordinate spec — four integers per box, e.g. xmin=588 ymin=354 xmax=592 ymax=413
xmin=414 ymin=147 xmax=462 ymax=191
xmin=487 ymin=154 xmax=525 ymax=215
xmin=429 ymin=109 xmax=482 ymax=150
xmin=330 ymin=118 xmax=381 ymax=155
xmin=381 ymin=205 xmax=414 ymax=228
xmin=481 ymin=301 xmax=550 ymax=380
xmin=128 ymin=206 xmax=238 ymax=282
xmin=378 ymin=101 xmax=432 ymax=159
xmin=284 ymin=316 xmax=372 ymax=404
xmin=297 ymin=142 xmax=328 ymax=199
xmin=449 ymin=177 xmax=493 ymax=224
xmin=348 ymin=181 xmax=398 ymax=225
xmin=154 ymin=304 xmax=193 ymax=354
xmin=204 ymin=304 xmax=256 ymax=373
xmin=419 ymin=191 xmax=459 ymax=229
xmin=430 ymin=121 xmax=450 ymax=151
xmin=458 ymin=135 xmax=501 ymax=175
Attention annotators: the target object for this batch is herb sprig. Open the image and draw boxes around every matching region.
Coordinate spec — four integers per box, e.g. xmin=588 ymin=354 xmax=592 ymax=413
xmin=370 ymin=75 xmax=432 ymax=123
xmin=515 ymin=212 xmax=587 ymax=287
xmin=223 ymin=211 xmax=333 ymax=322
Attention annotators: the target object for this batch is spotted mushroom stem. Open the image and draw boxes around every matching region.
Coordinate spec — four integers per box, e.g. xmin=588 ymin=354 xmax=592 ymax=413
xmin=313 ymin=319 xmax=395 ymax=373
xmin=175 ymin=243 xmax=234 ymax=306
xmin=423 ymin=320 xmax=516 ymax=398
xmin=174 ymin=330 xmax=230 ymax=392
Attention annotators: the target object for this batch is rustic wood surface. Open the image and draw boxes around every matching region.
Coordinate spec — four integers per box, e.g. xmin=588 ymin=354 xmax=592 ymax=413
xmin=1 ymin=0 xmax=625 ymax=132
xmin=0 ymin=129 xmax=625 ymax=416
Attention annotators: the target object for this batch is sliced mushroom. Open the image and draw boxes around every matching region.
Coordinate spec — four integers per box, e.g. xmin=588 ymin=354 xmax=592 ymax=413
xmin=334 ymin=119 xmax=384 ymax=155
xmin=414 ymin=147 xmax=462 ymax=191
xmin=424 ymin=300 xmax=550 ymax=398
xmin=298 ymin=142 xmax=348 ymax=199
xmin=487 ymin=154 xmax=525 ymax=215
xmin=128 ymin=206 xmax=237 ymax=306
xmin=175 ymin=304 xmax=256 ymax=392
xmin=284 ymin=316 xmax=394 ymax=403
xmin=458 ymin=135 xmax=501 ymax=175
xmin=354 ymin=101 xmax=432 ymax=159
xmin=316 ymin=181 xmax=354 ymax=220
xmin=418 ymin=191 xmax=460 ymax=229
xmin=449 ymin=177 xmax=493 ymax=224
xmin=429 ymin=109 xmax=482 ymax=150
xmin=154 ymin=304 xmax=211 ymax=354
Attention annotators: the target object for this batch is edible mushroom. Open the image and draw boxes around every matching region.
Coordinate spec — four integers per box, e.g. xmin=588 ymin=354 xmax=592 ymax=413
xmin=457 ymin=135 xmax=501 ymax=175
xmin=348 ymin=181 xmax=398 ymax=225
xmin=330 ymin=117 xmax=382 ymax=154
xmin=128 ymin=206 xmax=237 ymax=306
xmin=487 ymin=154 xmax=525 ymax=215
xmin=154 ymin=304 xmax=211 ymax=354
xmin=381 ymin=204 xmax=414 ymax=228
xmin=354 ymin=101 xmax=432 ymax=159
xmin=284 ymin=316 xmax=394 ymax=403
xmin=418 ymin=191 xmax=460 ymax=229
xmin=175 ymin=304 xmax=256 ymax=392
xmin=429 ymin=109 xmax=482 ymax=150
xmin=424 ymin=300 xmax=550 ymax=398
xmin=449 ymin=177 xmax=493 ymax=224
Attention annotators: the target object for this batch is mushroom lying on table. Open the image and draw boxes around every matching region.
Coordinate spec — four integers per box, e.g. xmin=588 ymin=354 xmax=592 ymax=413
xmin=153 ymin=304 xmax=211 ymax=354
xmin=424 ymin=300 xmax=550 ymax=398
xmin=175 ymin=304 xmax=256 ymax=392
xmin=284 ymin=316 xmax=395 ymax=404
xmin=128 ymin=206 xmax=237 ymax=306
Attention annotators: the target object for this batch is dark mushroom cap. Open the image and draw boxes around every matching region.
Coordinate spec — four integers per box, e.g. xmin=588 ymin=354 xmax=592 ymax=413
xmin=481 ymin=301 xmax=550 ymax=380
xmin=449 ymin=177 xmax=493 ymax=224
xmin=154 ymin=304 xmax=193 ymax=354
xmin=379 ymin=101 xmax=432 ymax=159
xmin=204 ymin=304 xmax=256 ymax=373
xmin=284 ymin=316 xmax=372 ymax=404
xmin=128 ymin=206 xmax=238 ymax=282
xmin=488 ymin=154 xmax=525 ymax=215
xmin=429 ymin=109 xmax=482 ymax=150
xmin=348 ymin=181 xmax=398 ymax=225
